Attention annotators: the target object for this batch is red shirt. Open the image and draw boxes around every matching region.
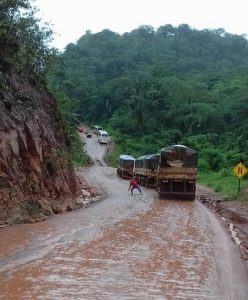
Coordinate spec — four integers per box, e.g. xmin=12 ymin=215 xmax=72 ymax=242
xmin=130 ymin=179 xmax=137 ymax=187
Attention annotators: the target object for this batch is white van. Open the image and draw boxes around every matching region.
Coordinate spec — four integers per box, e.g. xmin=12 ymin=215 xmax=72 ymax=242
xmin=98 ymin=130 xmax=109 ymax=144
xmin=92 ymin=125 xmax=102 ymax=135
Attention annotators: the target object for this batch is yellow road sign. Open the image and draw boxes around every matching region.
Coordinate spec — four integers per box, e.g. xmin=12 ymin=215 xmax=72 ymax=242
xmin=233 ymin=162 xmax=248 ymax=178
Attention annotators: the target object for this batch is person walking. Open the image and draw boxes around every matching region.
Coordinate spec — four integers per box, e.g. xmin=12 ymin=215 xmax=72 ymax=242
xmin=128 ymin=177 xmax=142 ymax=195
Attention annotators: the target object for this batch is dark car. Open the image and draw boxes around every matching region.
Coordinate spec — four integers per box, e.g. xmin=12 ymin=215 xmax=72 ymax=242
xmin=85 ymin=130 xmax=92 ymax=138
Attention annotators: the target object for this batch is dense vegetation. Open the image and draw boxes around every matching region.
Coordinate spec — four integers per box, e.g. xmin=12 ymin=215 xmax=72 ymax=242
xmin=0 ymin=0 xmax=88 ymax=165
xmin=48 ymin=25 xmax=248 ymax=197
xmin=0 ymin=0 xmax=54 ymax=76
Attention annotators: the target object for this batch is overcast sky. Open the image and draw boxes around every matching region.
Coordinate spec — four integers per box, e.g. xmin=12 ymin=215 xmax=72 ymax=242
xmin=34 ymin=0 xmax=248 ymax=51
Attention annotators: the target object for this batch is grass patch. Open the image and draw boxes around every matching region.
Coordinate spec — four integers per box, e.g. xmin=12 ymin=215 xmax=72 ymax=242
xmin=71 ymin=147 xmax=91 ymax=167
xmin=105 ymin=144 xmax=122 ymax=167
xmin=198 ymin=169 xmax=248 ymax=201
xmin=68 ymin=130 xmax=91 ymax=167
xmin=24 ymin=199 xmax=42 ymax=215
xmin=11 ymin=216 xmax=23 ymax=224
xmin=232 ymin=190 xmax=248 ymax=204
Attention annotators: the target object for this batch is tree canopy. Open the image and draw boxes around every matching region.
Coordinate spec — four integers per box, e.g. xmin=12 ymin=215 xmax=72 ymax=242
xmin=49 ymin=24 xmax=248 ymax=172
xmin=0 ymin=0 xmax=55 ymax=76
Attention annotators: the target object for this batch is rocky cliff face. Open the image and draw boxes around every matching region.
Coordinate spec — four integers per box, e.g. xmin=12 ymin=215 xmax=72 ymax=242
xmin=0 ymin=68 xmax=80 ymax=224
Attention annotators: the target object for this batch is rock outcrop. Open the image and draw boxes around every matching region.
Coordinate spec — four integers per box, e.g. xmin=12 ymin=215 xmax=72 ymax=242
xmin=0 ymin=67 xmax=80 ymax=224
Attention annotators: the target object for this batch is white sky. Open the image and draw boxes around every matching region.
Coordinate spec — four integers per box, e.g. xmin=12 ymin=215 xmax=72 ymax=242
xmin=34 ymin=0 xmax=248 ymax=51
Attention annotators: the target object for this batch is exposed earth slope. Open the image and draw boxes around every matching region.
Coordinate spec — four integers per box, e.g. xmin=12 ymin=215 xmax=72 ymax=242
xmin=0 ymin=68 xmax=80 ymax=224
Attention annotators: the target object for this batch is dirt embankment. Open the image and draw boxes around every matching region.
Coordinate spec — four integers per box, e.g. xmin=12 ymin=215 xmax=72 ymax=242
xmin=197 ymin=185 xmax=248 ymax=261
xmin=0 ymin=69 xmax=81 ymax=225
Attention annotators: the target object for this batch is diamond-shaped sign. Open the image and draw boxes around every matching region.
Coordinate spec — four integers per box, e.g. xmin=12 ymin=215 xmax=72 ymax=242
xmin=233 ymin=162 xmax=248 ymax=178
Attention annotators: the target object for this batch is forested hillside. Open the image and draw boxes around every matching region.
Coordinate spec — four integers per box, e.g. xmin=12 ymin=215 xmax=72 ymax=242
xmin=49 ymin=24 xmax=248 ymax=195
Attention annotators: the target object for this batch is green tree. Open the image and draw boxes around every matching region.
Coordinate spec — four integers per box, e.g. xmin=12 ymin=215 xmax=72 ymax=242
xmin=0 ymin=0 xmax=55 ymax=76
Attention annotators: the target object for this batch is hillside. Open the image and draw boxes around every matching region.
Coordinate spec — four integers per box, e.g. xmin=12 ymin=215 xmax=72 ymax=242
xmin=49 ymin=25 xmax=248 ymax=195
xmin=0 ymin=67 xmax=82 ymax=224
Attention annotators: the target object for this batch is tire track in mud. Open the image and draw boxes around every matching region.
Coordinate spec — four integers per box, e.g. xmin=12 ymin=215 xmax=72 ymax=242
xmin=94 ymin=158 xmax=105 ymax=167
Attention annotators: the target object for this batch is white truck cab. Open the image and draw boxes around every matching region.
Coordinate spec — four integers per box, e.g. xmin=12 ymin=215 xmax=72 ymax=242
xmin=92 ymin=125 xmax=102 ymax=135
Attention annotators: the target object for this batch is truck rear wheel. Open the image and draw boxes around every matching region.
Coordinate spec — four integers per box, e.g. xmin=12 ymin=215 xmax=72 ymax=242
xmin=157 ymin=184 xmax=162 ymax=198
xmin=145 ymin=179 xmax=149 ymax=188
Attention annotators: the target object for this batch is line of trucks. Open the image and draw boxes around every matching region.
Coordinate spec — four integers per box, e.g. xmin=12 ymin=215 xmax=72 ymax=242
xmin=117 ymin=144 xmax=198 ymax=200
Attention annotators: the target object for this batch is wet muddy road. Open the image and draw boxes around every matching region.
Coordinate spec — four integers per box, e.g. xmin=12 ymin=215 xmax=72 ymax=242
xmin=0 ymin=132 xmax=248 ymax=299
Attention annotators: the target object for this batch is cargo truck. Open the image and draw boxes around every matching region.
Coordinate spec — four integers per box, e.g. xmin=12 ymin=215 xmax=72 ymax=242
xmin=134 ymin=154 xmax=159 ymax=187
xmin=156 ymin=145 xmax=198 ymax=200
xmin=117 ymin=154 xmax=135 ymax=179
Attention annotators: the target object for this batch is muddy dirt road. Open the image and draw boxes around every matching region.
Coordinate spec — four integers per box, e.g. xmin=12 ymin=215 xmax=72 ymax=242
xmin=0 ymin=131 xmax=248 ymax=299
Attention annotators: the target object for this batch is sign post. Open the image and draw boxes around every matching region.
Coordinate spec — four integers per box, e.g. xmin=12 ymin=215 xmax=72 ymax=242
xmin=232 ymin=162 xmax=247 ymax=192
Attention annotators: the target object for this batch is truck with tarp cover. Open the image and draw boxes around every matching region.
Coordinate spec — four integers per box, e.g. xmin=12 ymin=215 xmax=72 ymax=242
xmin=134 ymin=154 xmax=159 ymax=187
xmin=156 ymin=145 xmax=198 ymax=200
xmin=117 ymin=154 xmax=135 ymax=179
